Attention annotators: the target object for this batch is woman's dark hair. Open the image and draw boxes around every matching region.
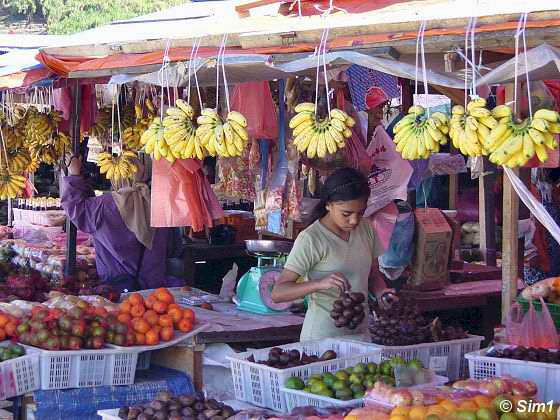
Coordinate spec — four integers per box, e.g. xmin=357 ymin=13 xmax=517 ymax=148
xmin=309 ymin=167 xmax=370 ymax=223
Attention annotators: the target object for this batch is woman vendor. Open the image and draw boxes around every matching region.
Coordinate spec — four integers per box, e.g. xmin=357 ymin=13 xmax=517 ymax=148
xmin=61 ymin=156 xmax=183 ymax=292
xmin=271 ymin=168 xmax=395 ymax=341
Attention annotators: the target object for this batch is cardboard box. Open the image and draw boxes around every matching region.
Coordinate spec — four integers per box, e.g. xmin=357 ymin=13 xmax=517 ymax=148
xmin=409 ymin=208 xmax=452 ymax=290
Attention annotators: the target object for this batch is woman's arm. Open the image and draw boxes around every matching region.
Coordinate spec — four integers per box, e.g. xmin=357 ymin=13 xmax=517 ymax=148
xmin=369 ymin=258 xmax=397 ymax=307
xmin=272 ymin=269 xmax=350 ymax=303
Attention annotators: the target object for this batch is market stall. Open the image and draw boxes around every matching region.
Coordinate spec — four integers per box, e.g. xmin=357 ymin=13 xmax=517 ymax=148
xmin=0 ymin=0 xmax=558 ymax=419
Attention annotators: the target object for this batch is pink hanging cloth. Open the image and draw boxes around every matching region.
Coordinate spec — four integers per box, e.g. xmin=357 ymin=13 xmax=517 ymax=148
xmin=151 ymin=159 xmax=224 ymax=231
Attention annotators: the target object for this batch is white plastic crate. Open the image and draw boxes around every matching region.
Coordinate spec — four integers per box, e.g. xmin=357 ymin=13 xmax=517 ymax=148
xmin=227 ymin=338 xmax=382 ymax=412
xmin=0 ymin=342 xmax=40 ymax=399
xmin=356 ymin=335 xmax=484 ymax=381
xmin=465 ymin=346 xmax=560 ymax=402
xmin=25 ymin=346 xmax=139 ymax=390
xmin=281 ymin=388 xmax=363 ymax=412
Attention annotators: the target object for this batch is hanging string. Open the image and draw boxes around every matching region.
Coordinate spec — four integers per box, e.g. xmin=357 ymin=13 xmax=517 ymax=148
xmin=470 ymin=17 xmax=478 ymax=97
xmin=419 ymin=22 xmax=430 ymax=116
xmin=414 ymin=23 xmax=422 ymax=98
xmin=520 ymin=13 xmax=532 ymax=120
xmin=314 ymin=27 xmax=329 ymax=114
xmin=186 ymin=40 xmax=197 ymax=104
xmin=220 ymin=34 xmax=231 ymax=113
xmin=513 ymin=13 xmax=527 ymax=116
xmin=321 ymin=27 xmax=331 ymax=118
xmin=192 ymin=39 xmax=203 ymax=108
xmin=116 ymin=86 xmax=123 ymax=152
xmin=463 ymin=18 xmax=472 ymax=108
xmin=158 ymin=40 xmax=172 ymax=121
xmin=110 ymin=89 xmax=116 ymax=153
xmin=215 ymin=35 xmax=227 ymax=111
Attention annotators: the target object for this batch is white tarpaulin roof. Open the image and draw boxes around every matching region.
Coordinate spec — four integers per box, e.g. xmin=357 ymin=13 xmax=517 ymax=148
xmin=477 ymin=44 xmax=560 ymax=86
xmin=41 ymin=0 xmax=560 ymax=57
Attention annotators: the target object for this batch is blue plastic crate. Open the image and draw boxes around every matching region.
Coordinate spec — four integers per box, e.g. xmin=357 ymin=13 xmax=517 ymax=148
xmin=33 ymin=366 xmax=194 ymax=420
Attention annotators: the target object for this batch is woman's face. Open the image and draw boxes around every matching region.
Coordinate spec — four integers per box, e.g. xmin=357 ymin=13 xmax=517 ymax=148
xmin=325 ymin=198 xmax=368 ymax=232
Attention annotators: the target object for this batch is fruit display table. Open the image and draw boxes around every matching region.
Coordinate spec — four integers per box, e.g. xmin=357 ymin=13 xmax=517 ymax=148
xmin=151 ymin=303 xmax=304 ymax=390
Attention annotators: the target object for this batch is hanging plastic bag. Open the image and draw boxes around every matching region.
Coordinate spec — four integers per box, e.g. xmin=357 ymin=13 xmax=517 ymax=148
xmin=505 ymin=302 xmax=524 ymax=345
xmin=364 ymin=126 xmax=413 ymax=217
xmin=230 ymin=81 xmax=278 ymax=140
xmin=151 ymin=159 xmax=224 ymax=231
xmin=534 ymin=296 xmax=560 ymax=348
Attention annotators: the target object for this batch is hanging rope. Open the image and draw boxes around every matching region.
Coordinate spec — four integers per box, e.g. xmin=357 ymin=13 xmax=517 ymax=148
xmin=419 ymin=22 xmax=430 ymax=116
xmin=470 ymin=17 xmax=478 ymax=97
xmin=220 ymin=34 xmax=231 ymax=114
xmin=513 ymin=13 xmax=529 ymax=116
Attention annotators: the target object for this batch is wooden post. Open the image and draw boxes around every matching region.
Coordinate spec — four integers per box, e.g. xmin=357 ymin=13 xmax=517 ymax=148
xmin=64 ymin=81 xmax=81 ymax=277
xmin=502 ymin=168 xmax=519 ymax=322
xmin=479 ymin=158 xmax=497 ymax=266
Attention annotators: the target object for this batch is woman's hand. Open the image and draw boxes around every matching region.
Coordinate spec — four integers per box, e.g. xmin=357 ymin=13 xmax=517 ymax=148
xmin=375 ymin=288 xmax=398 ymax=309
xmin=316 ymin=273 xmax=351 ymax=296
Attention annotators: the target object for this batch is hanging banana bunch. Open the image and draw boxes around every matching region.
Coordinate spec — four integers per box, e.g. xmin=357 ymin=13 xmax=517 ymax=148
xmin=392 ymin=105 xmax=449 ymax=160
xmin=141 ymin=117 xmax=172 ymax=162
xmin=289 ymin=102 xmax=352 ymax=159
xmin=196 ymin=109 xmax=248 ymax=158
xmin=97 ymin=151 xmax=139 ymax=183
xmin=7 ymin=149 xmax=31 ymax=174
xmin=449 ymin=98 xmax=498 ymax=157
xmin=487 ymin=106 xmax=560 ymax=167
xmin=0 ymin=173 xmax=26 ymax=200
xmin=162 ymin=99 xmax=205 ymax=160
xmin=90 ymin=106 xmax=112 ymax=140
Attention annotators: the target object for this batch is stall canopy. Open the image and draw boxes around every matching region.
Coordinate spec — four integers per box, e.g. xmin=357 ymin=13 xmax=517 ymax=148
xmin=0 ymin=35 xmax=64 ymax=89
xmin=39 ymin=0 xmax=560 ymax=66
xmin=477 ymin=44 xmax=560 ymax=86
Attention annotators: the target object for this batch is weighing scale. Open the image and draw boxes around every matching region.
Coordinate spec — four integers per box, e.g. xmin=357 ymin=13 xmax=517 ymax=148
xmin=235 ymin=240 xmax=294 ymax=314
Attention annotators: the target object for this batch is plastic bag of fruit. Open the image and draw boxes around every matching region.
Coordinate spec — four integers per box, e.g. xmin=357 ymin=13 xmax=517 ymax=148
xmin=507 ymin=297 xmax=559 ymax=348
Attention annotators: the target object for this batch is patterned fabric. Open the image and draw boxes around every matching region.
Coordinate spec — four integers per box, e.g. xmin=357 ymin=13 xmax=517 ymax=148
xmin=543 ymin=201 xmax=560 ymax=277
xmin=524 ymin=266 xmax=546 ymax=285
xmin=346 ymin=65 xmax=400 ymax=112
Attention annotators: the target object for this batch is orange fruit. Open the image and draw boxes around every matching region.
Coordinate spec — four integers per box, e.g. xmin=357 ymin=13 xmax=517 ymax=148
xmin=145 ymin=329 xmax=160 ymax=346
xmin=0 ymin=329 xmax=7 ymax=341
xmin=158 ymin=315 xmax=173 ymax=328
xmin=409 ymin=406 xmax=427 ymax=420
xmin=439 ymin=401 xmax=457 ymax=413
xmin=4 ymin=321 xmax=16 ymax=337
xmin=183 ymin=308 xmax=195 ymax=322
xmin=0 ymin=314 xmax=9 ymax=328
xmin=154 ymin=288 xmax=174 ymax=304
xmin=132 ymin=318 xmax=150 ymax=334
xmin=143 ymin=310 xmax=159 ymax=326
xmin=119 ymin=301 xmax=132 ymax=313
xmin=118 ymin=313 xmax=132 ymax=324
xmin=199 ymin=303 xmax=213 ymax=310
xmin=145 ymin=295 xmax=156 ymax=309
xmin=459 ymin=401 xmax=478 ymax=411
xmin=168 ymin=307 xmax=183 ymax=324
xmin=160 ymin=326 xmax=174 ymax=342
xmin=178 ymin=318 xmax=193 ymax=333
xmin=151 ymin=325 xmax=162 ymax=335
xmin=427 ymin=406 xmax=446 ymax=417
xmin=128 ymin=293 xmax=144 ymax=307
xmin=153 ymin=301 xmax=168 ymax=315
xmin=135 ymin=333 xmax=146 ymax=345
xmin=473 ymin=396 xmax=492 ymax=409
xmin=167 ymin=304 xmax=181 ymax=312
xmin=391 ymin=407 xmax=411 ymax=417
xmin=130 ymin=305 xmax=146 ymax=318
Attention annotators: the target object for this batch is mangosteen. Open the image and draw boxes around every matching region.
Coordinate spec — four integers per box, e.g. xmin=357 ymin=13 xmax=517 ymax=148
xmin=179 ymin=395 xmax=196 ymax=407
xmin=182 ymin=407 xmax=195 ymax=416
xmin=194 ymin=402 xmax=206 ymax=412
xmin=342 ymin=297 xmax=353 ymax=307
xmin=136 ymin=414 xmax=151 ymax=420
xmin=289 ymin=349 xmax=300 ymax=362
xmin=349 ymin=292 xmax=365 ymax=303
xmin=127 ymin=407 xmax=142 ymax=419
xmin=342 ymin=309 xmax=353 ymax=319
xmin=118 ymin=407 xmax=129 ymax=419
xmin=167 ymin=402 xmax=181 ymax=412
xmin=319 ymin=350 xmax=337 ymax=361
xmin=330 ymin=310 xmax=342 ymax=319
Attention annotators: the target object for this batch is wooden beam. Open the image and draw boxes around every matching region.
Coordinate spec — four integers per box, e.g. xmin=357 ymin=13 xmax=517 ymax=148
xmin=235 ymin=0 xmax=282 ymax=17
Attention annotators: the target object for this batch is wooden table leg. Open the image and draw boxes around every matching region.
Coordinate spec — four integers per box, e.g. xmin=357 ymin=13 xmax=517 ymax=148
xmin=185 ymin=344 xmax=205 ymax=391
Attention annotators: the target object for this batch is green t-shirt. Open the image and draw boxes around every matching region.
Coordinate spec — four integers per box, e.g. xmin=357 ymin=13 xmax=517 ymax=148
xmin=284 ymin=219 xmax=382 ymax=341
